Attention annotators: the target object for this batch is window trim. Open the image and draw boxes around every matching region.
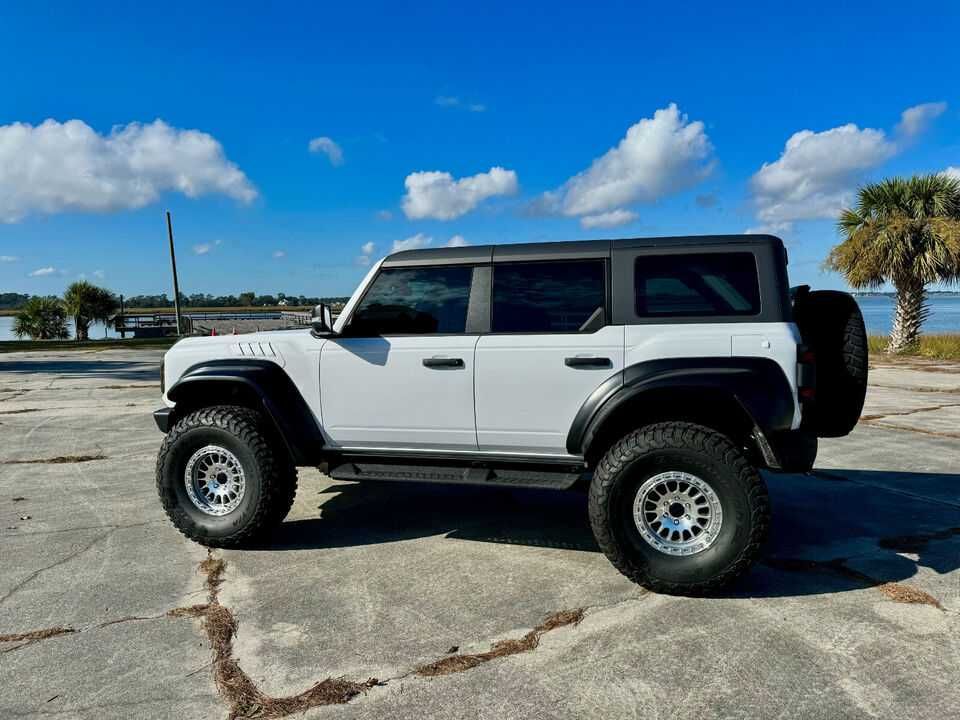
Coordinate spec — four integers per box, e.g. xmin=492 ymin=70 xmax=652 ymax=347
xmin=488 ymin=257 xmax=610 ymax=336
xmin=632 ymin=251 xmax=762 ymax=320
xmin=340 ymin=264 xmax=481 ymax=337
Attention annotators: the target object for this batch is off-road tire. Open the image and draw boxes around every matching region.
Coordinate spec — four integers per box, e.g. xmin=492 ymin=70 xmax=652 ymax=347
xmin=156 ymin=405 xmax=297 ymax=547
xmin=589 ymin=422 xmax=769 ymax=595
xmin=793 ymin=289 xmax=868 ymax=437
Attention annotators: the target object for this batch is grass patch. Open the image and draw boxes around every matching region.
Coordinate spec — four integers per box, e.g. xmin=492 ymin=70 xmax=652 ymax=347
xmin=869 ymin=333 xmax=960 ymax=360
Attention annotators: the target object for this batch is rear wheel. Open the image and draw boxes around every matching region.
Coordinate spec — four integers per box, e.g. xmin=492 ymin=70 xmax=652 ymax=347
xmin=589 ymin=422 xmax=769 ymax=595
xmin=156 ymin=405 xmax=297 ymax=547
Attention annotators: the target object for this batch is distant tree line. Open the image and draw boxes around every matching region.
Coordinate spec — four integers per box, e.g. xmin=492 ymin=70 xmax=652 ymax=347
xmin=1 ymin=292 xmax=35 ymax=310
xmin=123 ymin=292 xmax=350 ymax=308
xmin=3 ymin=291 xmax=350 ymax=312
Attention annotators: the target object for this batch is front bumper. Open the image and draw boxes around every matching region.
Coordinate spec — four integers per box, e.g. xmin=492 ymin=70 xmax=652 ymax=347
xmin=153 ymin=407 xmax=173 ymax=433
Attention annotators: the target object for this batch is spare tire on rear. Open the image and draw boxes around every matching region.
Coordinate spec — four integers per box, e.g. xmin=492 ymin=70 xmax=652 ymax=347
xmin=792 ymin=290 xmax=868 ymax=437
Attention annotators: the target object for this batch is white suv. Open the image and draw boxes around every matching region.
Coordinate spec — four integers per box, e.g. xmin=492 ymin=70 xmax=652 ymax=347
xmin=154 ymin=235 xmax=867 ymax=595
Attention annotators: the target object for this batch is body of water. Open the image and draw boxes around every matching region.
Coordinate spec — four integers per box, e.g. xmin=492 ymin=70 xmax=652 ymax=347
xmin=0 ymin=316 xmax=121 ymax=341
xmin=855 ymin=295 xmax=960 ymax=335
xmin=2 ymin=296 xmax=959 ymax=340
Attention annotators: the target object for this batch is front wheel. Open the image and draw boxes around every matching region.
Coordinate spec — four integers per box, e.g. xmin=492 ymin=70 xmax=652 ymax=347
xmin=589 ymin=422 xmax=769 ymax=595
xmin=156 ymin=405 xmax=297 ymax=547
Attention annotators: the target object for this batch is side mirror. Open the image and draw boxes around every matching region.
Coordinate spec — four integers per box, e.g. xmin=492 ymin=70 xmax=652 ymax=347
xmin=311 ymin=303 xmax=333 ymax=334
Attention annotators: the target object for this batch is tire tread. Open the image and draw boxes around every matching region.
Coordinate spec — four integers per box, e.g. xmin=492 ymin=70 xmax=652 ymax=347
xmin=156 ymin=405 xmax=297 ymax=547
xmin=588 ymin=421 xmax=769 ymax=596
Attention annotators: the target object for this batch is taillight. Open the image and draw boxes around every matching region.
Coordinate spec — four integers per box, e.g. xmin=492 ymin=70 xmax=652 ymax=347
xmin=797 ymin=344 xmax=815 ymax=401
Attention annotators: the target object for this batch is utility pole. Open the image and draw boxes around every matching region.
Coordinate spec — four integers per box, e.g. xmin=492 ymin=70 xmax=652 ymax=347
xmin=166 ymin=211 xmax=184 ymax=336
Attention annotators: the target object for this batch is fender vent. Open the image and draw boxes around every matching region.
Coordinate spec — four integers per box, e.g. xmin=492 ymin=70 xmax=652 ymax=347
xmin=236 ymin=342 xmax=277 ymax=358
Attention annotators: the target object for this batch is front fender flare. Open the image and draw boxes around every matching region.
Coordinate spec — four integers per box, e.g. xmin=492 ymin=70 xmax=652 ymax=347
xmin=164 ymin=359 xmax=323 ymax=466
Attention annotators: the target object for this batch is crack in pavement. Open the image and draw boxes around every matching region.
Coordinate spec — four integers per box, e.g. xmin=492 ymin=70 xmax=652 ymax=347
xmin=4 ymin=545 xmax=947 ymax=717
xmin=868 ymin=383 xmax=960 ymax=394
xmin=0 ymin=528 xmax=120 ymax=607
xmin=859 ymin=418 xmax=960 ymax=440
xmin=860 ymin=402 xmax=960 ymax=422
xmin=172 ymin=552 xmax=598 ymax=719
xmin=812 ymin=470 xmax=960 ymax=510
xmin=413 ymin=608 xmax=585 ymax=677
xmin=0 ymin=453 xmax=107 ymax=466
xmin=762 ymin=557 xmax=944 ymax=609
xmin=0 ymin=519 xmax=165 ymax=538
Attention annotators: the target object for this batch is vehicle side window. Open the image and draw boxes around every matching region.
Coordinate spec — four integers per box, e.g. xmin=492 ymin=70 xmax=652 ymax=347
xmin=347 ymin=266 xmax=473 ymax=335
xmin=634 ymin=253 xmax=760 ymax=318
xmin=491 ymin=260 xmax=606 ymax=333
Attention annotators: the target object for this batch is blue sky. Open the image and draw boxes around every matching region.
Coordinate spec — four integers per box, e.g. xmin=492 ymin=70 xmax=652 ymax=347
xmin=1 ymin=0 xmax=958 ymax=298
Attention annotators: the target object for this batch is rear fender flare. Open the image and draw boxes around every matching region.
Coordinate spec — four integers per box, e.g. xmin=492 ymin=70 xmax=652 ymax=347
xmin=567 ymin=357 xmax=795 ymax=458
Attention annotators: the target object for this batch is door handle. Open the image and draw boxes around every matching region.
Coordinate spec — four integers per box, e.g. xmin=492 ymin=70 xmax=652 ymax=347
xmin=423 ymin=357 xmax=465 ymax=368
xmin=564 ymin=356 xmax=612 ymax=368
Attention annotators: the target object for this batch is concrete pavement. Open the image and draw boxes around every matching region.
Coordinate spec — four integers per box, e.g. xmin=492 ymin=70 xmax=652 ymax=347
xmin=1 ymin=348 xmax=957 ymax=719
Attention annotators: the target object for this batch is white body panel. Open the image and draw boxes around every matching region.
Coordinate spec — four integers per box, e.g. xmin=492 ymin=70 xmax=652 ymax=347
xmin=160 ymin=329 xmax=331 ymax=432
xmin=159 ymin=250 xmax=802 ymax=459
xmin=624 ymin=321 xmax=802 ymax=429
xmin=319 ymin=335 xmax=479 ymax=450
xmin=474 ymin=326 xmax=625 ymax=454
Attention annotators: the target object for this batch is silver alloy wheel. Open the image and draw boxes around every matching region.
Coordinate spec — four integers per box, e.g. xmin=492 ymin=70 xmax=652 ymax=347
xmin=632 ymin=471 xmax=723 ymax=556
xmin=184 ymin=445 xmax=246 ymax=516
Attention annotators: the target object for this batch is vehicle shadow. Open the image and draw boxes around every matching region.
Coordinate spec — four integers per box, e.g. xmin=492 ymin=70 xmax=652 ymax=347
xmin=260 ymin=469 xmax=960 ymax=598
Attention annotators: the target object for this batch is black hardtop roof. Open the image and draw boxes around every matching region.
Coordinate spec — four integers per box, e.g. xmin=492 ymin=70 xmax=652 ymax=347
xmin=381 ymin=234 xmax=784 ymax=267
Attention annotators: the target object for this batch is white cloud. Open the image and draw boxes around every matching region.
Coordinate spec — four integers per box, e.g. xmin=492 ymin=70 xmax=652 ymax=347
xmin=895 ymin=102 xmax=947 ymax=140
xmin=943 ymin=166 xmax=960 ymax=181
xmin=750 ymin=103 xmax=947 ymax=232
xmin=579 ymin=209 xmax=638 ymax=229
xmin=29 ymin=266 xmax=57 ymax=277
xmin=376 ymin=209 xmax=393 ymax=221
xmin=308 ymin=136 xmax=344 ymax=166
xmin=0 ymin=119 xmax=256 ymax=223
xmin=750 ymin=123 xmax=897 ymax=228
xmin=193 ymin=239 xmax=222 ymax=256
xmin=387 ymin=233 xmax=467 ymax=253
xmin=402 ymin=167 xmax=518 ymax=220
xmin=543 ymin=104 xmax=714 ymax=219
xmin=356 ymin=241 xmax=377 ymax=267
xmin=434 ymin=96 xmax=485 ymax=112
xmin=745 ymin=222 xmax=792 ymax=236
xmin=392 ymin=233 xmax=432 ymax=252
xmin=272 ymin=250 xmax=286 ymax=259
xmin=0 ymin=255 xmax=18 ymax=262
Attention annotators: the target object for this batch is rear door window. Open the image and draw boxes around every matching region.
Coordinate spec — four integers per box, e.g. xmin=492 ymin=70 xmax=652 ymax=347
xmin=347 ymin=266 xmax=473 ymax=335
xmin=634 ymin=253 xmax=760 ymax=318
xmin=491 ymin=260 xmax=606 ymax=333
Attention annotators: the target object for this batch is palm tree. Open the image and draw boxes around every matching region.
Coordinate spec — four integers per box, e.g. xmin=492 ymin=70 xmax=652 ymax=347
xmin=13 ymin=297 xmax=69 ymax=340
xmin=63 ymin=281 xmax=118 ymax=341
xmin=826 ymin=174 xmax=960 ymax=353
